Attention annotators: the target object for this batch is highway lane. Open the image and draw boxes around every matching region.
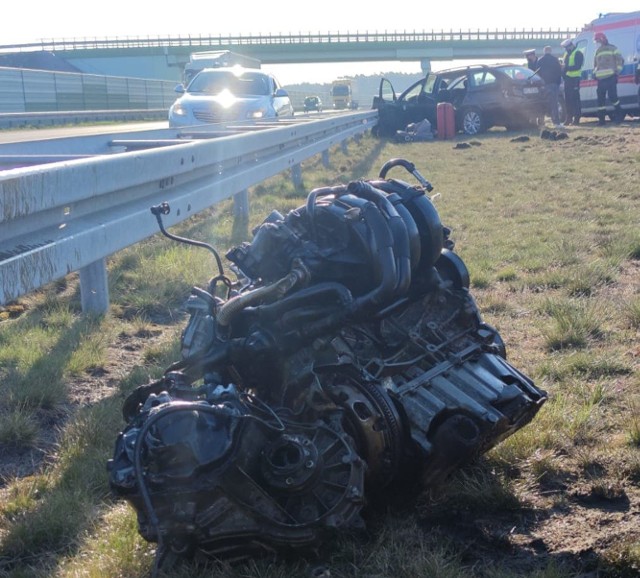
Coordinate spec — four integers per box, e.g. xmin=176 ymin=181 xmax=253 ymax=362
xmin=0 ymin=121 xmax=170 ymax=144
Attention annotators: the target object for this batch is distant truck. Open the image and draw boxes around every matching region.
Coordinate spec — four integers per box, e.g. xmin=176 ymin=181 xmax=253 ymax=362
xmin=183 ymin=51 xmax=261 ymax=85
xmin=331 ymin=78 xmax=358 ymax=109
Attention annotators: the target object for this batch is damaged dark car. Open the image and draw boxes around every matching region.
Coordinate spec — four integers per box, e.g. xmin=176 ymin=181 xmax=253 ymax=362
xmin=108 ymin=159 xmax=547 ymax=575
xmin=373 ymin=64 xmax=555 ymax=137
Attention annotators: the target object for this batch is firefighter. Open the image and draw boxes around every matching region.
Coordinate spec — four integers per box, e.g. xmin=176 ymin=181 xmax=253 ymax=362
xmin=593 ymin=32 xmax=624 ymax=125
xmin=561 ymin=39 xmax=584 ymax=125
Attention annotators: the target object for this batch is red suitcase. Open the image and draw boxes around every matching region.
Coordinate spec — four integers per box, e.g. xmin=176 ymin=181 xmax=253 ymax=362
xmin=437 ymin=102 xmax=455 ymax=140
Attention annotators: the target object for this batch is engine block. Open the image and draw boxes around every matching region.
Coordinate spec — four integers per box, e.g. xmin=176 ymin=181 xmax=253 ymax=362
xmin=108 ymin=158 xmax=546 ymax=571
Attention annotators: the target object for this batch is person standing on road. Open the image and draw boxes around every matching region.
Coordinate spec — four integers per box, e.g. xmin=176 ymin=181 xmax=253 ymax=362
xmin=524 ymin=49 xmax=544 ymax=125
xmin=524 ymin=49 xmax=538 ymax=71
xmin=561 ymin=39 xmax=584 ymax=125
xmin=536 ymin=46 xmax=564 ymax=128
xmin=593 ymin=32 xmax=624 ymax=125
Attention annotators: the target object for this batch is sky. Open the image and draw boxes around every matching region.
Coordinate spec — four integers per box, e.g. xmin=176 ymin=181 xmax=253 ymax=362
xmin=2 ymin=1 xmax=639 ymax=84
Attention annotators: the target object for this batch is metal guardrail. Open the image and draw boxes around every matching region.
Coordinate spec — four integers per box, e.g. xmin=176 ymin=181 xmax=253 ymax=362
xmin=0 ymin=111 xmax=378 ymax=313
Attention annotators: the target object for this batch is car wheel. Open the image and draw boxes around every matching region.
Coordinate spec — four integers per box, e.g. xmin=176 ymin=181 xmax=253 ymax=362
xmin=461 ymin=107 xmax=485 ymax=135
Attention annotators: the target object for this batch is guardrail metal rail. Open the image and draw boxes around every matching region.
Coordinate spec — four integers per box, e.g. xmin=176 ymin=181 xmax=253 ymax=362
xmin=0 ymin=111 xmax=377 ymax=313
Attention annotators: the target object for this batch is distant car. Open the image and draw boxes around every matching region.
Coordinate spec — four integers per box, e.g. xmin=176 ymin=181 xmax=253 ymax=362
xmin=372 ymin=64 xmax=560 ymax=137
xmin=168 ymin=67 xmax=294 ymax=128
xmin=303 ymin=95 xmax=323 ymax=112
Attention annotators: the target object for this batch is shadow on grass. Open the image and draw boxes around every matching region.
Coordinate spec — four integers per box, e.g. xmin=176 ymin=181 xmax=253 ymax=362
xmin=1 ymin=302 xmax=106 ymax=415
xmin=411 ymin=458 xmax=634 ymax=577
xmin=346 ymin=135 xmax=388 ymax=181
xmin=0 ymin=386 xmax=144 ymax=575
xmin=0 ymin=297 xmax=158 ymax=574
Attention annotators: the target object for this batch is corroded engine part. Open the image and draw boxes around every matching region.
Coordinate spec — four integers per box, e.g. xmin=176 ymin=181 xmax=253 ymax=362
xmin=109 ymin=158 xmax=547 ymax=571
xmin=110 ymin=388 xmax=366 ymax=561
xmin=328 ymin=281 xmax=544 ymax=487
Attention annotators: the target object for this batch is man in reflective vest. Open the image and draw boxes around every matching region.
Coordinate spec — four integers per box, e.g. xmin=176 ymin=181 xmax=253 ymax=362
xmin=561 ymin=39 xmax=584 ymax=125
xmin=593 ymin=32 xmax=624 ymax=125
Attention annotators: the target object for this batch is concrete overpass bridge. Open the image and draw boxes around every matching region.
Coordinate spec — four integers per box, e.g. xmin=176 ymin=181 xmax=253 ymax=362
xmin=0 ymin=29 xmax=582 ymax=82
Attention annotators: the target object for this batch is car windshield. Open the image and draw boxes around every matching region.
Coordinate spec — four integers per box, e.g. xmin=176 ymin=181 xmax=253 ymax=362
xmin=188 ymin=71 xmax=271 ymax=96
xmin=468 ymin=70 xmax=498 ymax=86
xmin=332 ymin=86 xmax=350 ymax=96
xmin=496 ymin=66 xmax=537 ymax=80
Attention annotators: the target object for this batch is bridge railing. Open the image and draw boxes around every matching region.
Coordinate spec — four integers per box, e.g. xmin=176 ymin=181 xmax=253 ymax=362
xmin=0 ymin=29 xmax=582 ymax=52
xmin=0 ymin=111 xmax=378 ymax=313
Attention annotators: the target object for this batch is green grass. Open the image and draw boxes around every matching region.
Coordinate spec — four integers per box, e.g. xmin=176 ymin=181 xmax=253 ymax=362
xmin=537 ymin=296 xmax=606 ymax=351
xmin=1 ymin=124 xmax=640 ymax=577
xmin=625 ymin=296 xmax=640 ymax=329
xmin=0 ymin=406 xmax=39 ymax=447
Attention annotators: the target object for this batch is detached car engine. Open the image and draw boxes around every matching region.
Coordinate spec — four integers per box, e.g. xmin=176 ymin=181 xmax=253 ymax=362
xmin=109 ymin=158 xmax=546 ymax=570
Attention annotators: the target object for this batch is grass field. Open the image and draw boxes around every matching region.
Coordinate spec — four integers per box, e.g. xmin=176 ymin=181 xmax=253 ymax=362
xmin=0 ymin=119 xmax=639 ymax=577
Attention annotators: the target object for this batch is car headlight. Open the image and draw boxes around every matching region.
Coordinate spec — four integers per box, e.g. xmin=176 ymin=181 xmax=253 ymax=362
xmin=247 ymin=108 xmax=268 ymax=119
xmin=171 ymin=103 xmax=188 ymax=117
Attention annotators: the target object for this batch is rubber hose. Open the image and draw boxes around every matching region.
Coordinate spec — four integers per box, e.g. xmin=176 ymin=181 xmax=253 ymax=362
xmin=346 ymin=180 xmax=412 ymax=296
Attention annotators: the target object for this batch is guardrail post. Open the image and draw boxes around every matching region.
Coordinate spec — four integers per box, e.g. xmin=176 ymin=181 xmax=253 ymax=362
xmin=233 ymin=189 xmax=250 ymax=220
xmin=79 ymin=258 xmax=109 ymax=314
xmin=322 ymin=150 xmax=329 ymax=167
xmin=341 ymin=140 xmax=348 ymax=154
xmin=291 ymin=163 xmax=303 ymax=188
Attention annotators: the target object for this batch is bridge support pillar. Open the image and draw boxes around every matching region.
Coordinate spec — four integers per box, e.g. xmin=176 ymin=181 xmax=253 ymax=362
xmin=420 ymin=58 xmax=432 ymax=74
xmin=79 ymin=258 xmax=109 ymax=314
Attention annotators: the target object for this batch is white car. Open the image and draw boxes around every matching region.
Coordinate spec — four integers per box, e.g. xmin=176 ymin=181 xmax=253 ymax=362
xmin=168 ymin=67 xmax=294 ymax=128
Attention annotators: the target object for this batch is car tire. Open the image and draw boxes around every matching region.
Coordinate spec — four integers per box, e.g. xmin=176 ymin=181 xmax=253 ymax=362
xmin=460 ymin=107 xmax=485 ymax=135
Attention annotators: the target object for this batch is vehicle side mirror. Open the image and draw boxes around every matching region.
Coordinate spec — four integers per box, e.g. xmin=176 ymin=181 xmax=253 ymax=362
xmin=175 ymin=84 xmax=186 ymax=94
xmin=275 ymin=88 xmax=289 ymax=97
